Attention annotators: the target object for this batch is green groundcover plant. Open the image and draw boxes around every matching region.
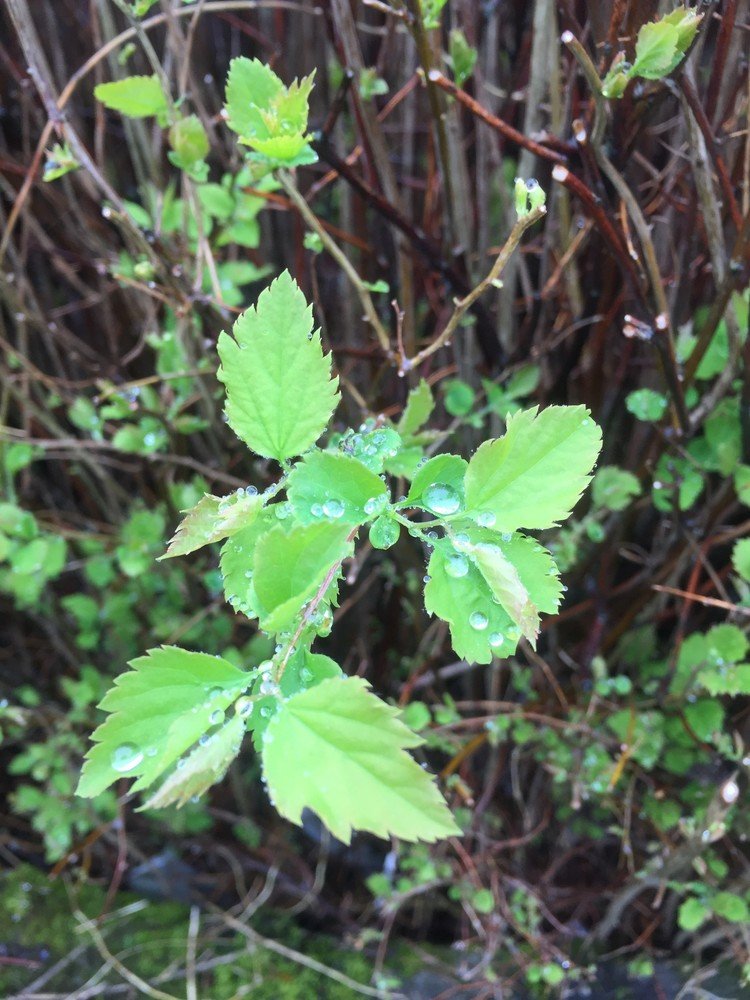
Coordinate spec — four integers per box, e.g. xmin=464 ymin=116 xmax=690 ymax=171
xmin=75 ymin=58 xmax=602 ymax=844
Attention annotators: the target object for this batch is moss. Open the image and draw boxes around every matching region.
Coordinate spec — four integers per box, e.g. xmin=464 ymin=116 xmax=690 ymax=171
xmin=0 ymin=863 xmax=383 ymax=998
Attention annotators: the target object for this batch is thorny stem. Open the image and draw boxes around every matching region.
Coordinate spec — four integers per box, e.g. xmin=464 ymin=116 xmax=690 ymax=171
xmin=403 ymin=205 xmax=547 ymax=372
xmin=278 ymin=170 xmax=392 ymax=357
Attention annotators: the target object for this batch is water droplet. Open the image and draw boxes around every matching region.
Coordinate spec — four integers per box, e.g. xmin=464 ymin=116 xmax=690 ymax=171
xmin=111 ymin=743 xmax=143 ymax=773
xmin=207 ymin=686 xmax=223 ymax=700
xmin=423 ymin=483 xmax=461 ymax=516
xmin=235 ymin=696 xmax=253 ymax=717
xmin=275 ymin=502 xmax=290 ymax=519
xmin=310 ymin=503 xmax=323 ymax=517
xmin=300 ymin=668 xmax=313 ymax=683
xmin=476 ymin=511 xmax=496 ymax=528
xmin=469 ymin=611 xmax=488 ymax=631
xmin=260 ymin=706 xmax=271 ymax=718
xmin=364 ymin=495 xmax=386 ymax=516
xmin=452 ymin=532 xmax=471 ymax=551
xmin=209 ymin=709 xmax=224 ymax=726
xmin=501 ymin=532 xmax=512 ymax=542
xmin=246 ymin=485 xmax=258 ymax=496
xmin=423 ymin=574 xmax=431 ymax=583
xmin=322 ymin=498 xmax=345 ymax=519
xmin=489 ymin=632 xmax=504 ymax=648
xmin=445 ymin=553 xmax=469 ymax=578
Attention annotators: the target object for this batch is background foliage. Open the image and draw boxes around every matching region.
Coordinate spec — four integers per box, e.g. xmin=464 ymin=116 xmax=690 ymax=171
xmin=0 ymin=0 xmax=748 ymax=997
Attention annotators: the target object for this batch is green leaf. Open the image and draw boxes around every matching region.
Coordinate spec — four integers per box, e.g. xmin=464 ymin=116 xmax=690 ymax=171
xmin=698 ymin=664 xmax=750 ymax=696
xmin=592 ymin=466 xmax=641 ymax=512
xmin=684 ymin=699 xmax=724 ymax=741
xmin=224 ymin=58 xmax=315 ymax=164
xmin=406 ymin=454 xmax=468 ymax=514
xmin=443 ymin=379 xmax=475 ymax=416
xmin=470 ymin=541 xmax=540 ymax=645
xmin=732 ymin=538 xmax=750 ymax=582
xmin=626 ymin=388 xmax=668 ymax=421
xmin=253 ymin=522 xmax=353 ymax=633
xmin=261 ymin=676 xmax=459 ymax=843
xmin=464 ymin=406 xmax=602 ymax=532
xmin=142 ymin=714 xmax=245 ymax=809
xmin=94 ymin=75 xmax=169 ymax=121
xmin=287 ymin=451 xmax=387 ymax=526
xmin=370 ymin=515 xmax=400 ymax=550
xmin=217 ymin=271 xmax=339 ymax=462
xmin=43 ymin=142 xmax=79 ymax=182
xmin=77 ymin=646 xmax=251 ymax=798
xmin=161 ymin=489 xmax=262 ymax=559
xmin=711 ymin=892 xmax=749 ymax=924
xmin=632 ymin=21 xmax=680 ymax=80
xmin=225 ymin=58 xmax=283 ymax=139
xmin=449 ymin=29 xmax=477 ymax=88
xmin=219 ymin=509 xmax=278 ymax=618
xmin=424 ymin=532 xmax=532 ymax=663
xmin=663 ymin=8 xmax=703 ymax=53
xmin=398 ymin=379 xmax=434 ymax=437
xmin=678 ymin=897 xmax=710 ymax=932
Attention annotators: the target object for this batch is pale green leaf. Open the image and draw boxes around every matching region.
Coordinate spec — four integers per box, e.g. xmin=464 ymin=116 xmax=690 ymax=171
xmin=464 ymin=406 xmax=602 ymax=532
xmin=161 ymin=490 xmax=262 ymax=559
xmin=253 ymin=521 xmax=353 ymax=633
xmin=142 ymin=714 xmax=245 ymax=809
xmin=398 ymin=379 xmax=434 ymax=437
xmin=224 ymin=58 xmax=282 ymax=139
xmin=94 ymin=75 xmax=169 ymax=120
xmin=632 ymin=21 xmax=680 ymax=80
xmin=77 ymin=646 xmax=251 ymax=798
xmin=470 ymin=541 xmax=540 ymax=645
xmin=217 ymin=271 xmax=339 ymax=462
xmin=678 ymin=898 xmax=710 ymax=931
xmin=698 ymin=664 xmax=750 ymax=697
xmin=262 ymin=676 xmax=459 ymax=843
xmin=287 ymin=451 xmax=387 ymax=525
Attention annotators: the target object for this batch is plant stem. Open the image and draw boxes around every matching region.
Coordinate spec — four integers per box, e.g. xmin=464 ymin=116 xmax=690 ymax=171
xmin=278 ymin=170 xmax=392 ymax=357
xmin=403 ymin=206 xmax=546 ymax=372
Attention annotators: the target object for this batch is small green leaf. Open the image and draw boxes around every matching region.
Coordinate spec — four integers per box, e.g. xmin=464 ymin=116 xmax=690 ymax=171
xmin=684 ymin=699 xmax=724 ymax=741
xmin=632 ymin=21 xmax=680 ymax=80
xmin=43 ymin=143 xmax=79 ymax=182
xmin=678 ymin=897 xmax=710 ymax=932
xmin=217 ymin=271 xmax=339 ymax=462
xmin=443 ymin=379 xmax=475 ymax=416
xmin=626 ymin=388 xmax=668 ymax=421
xmin=287 ymin=451 xmax=387 ymax=526
xmin=398 ymin=379 xmax=434 ymax=437
xmin=77 ymin=646 xmax=251 ymax=798
xmin=464 ymin=406 xmax=602 ymax=532
xmin=94 ymin=75 xmax=169 ymax=121
xmin=592 ymin=466 xmax=641 ymax=512
xmin=712 ymin=892 xmax=749 ymax=923
xmin=253 ymin=522 xmax=353 ymax=633
xmin=449 ymin=29 xmax=477 ymax=88
xmin=142 ymin=714 xmax=245 ymax=809
xmin=370 ymin=515 xmax=400 ymax=550
xmin=161 ymin=490 xmax=262 ymax=559
xmin=261 ymin=676 xmax=459 ymax=843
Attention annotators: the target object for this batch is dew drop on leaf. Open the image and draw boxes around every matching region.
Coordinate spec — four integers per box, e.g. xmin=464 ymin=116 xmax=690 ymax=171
xmin=469 ymin=611 xmax=488 ymax=631
xmin=322 ymin=498 xmax=345 ymax=518
xmin=209 ymin=708 xmax=225 ymax=726
xmin=489 ymin=632 xmax=504 ymax=648
xmin=476 ymin=510 xmax=496 ymax=527
xmin=423 ymin=483 xmax=461 ymax=515
xmin=445 ymin=553 xmax=469 ymax=578
xmin=111 ymin=742 xmax=144 ymax=773
xmin=235 ymin=696 xmax=253 ymax=717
